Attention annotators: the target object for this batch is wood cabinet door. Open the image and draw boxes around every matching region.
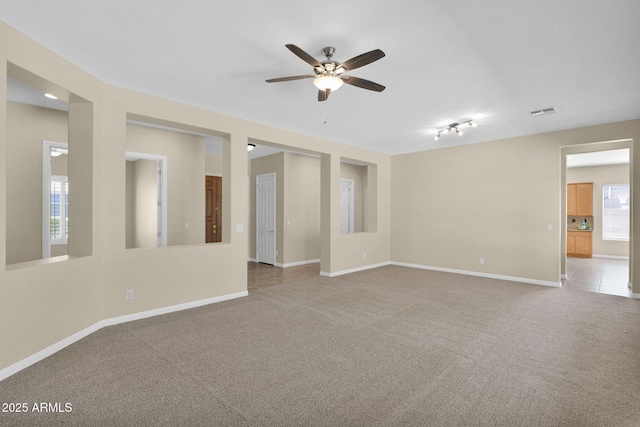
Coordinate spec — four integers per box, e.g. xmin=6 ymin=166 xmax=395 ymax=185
xmin=205 ymin=176 xmax=222 ymax=243
xmin=567 ymin=231 xmax=592 ymax=258
xmin=567 ymin=233 xmax=575 ymax=255
xmin=576 ymin=183 xmax=593 ymax=216
xmin=567 ymin=184 xmax=576 ymax=216
xmin=575 ymin=234 xmax=592 ymax=257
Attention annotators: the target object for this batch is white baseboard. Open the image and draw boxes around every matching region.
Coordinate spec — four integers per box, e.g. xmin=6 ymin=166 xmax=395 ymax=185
xmin=320 ymin=261 xmax=391 ymax=277
xmin=561 ymin=274 xmax=568 ymax=280
xmin=593 ymin=254 xmax=629 ymax=260
xmin=274 ymin=259 xmax=320 ymax=268
xmin=0 ymin=290 xmax=248 ymax=383
xmin=391 ymin=261 xmax=562 ymax=288
xmin=248 ymin=258 xmax=257 ymax=263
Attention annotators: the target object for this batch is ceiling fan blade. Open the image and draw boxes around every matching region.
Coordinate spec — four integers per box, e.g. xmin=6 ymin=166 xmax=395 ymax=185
xmin=341 ymin=75 xmax=385 ymax=92
xmin=286 ymin=44 xmax=323 ymax=68
xmin=318 ymin=89 xmax=330 ymax=102
xmin=266 ymin=75 xmax=315 ymax=83
xmin=339 ymin=49 xmax=385 ymax=71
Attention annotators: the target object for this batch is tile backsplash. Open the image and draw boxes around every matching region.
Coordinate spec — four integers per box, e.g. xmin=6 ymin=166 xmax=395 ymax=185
xmin=568 ymin=215 xmax=593 ymax=230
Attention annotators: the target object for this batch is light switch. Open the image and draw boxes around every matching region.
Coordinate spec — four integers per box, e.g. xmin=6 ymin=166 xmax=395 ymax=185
xmin=236 ymin=225 xmax=243 ymax=233
xmin=547 ymin=224 xmax=552 ymax=231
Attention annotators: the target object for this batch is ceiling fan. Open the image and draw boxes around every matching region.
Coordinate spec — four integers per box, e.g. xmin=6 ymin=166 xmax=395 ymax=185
xmin=266 ymin=44 xmax=386 ymax=101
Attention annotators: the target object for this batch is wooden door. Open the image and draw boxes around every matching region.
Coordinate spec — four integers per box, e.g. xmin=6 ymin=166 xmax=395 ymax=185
xmin=206 ymin=176 xmax=222 ymax=243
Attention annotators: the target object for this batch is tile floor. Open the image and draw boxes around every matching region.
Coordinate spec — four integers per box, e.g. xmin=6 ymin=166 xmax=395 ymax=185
xmin=564 ymin=257 xmax=633 ymax=297
xmin=248 ymin=261 xmax=320 ymax=291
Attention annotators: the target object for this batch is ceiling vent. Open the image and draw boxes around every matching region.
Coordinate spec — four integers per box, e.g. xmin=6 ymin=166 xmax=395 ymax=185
xmin=530 ymin=107 xmax=558 ymax=117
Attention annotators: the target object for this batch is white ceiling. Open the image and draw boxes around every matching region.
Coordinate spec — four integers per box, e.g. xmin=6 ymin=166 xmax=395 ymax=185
xmin=567 ymin=149 xmax=629 ymax=168
xmin=2 ymin=1 xmax=640 ymax=155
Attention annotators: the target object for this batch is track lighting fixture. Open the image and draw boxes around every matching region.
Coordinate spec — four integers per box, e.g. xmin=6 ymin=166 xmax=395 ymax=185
xmin=434 ymin=119 xmax=477 ymax=141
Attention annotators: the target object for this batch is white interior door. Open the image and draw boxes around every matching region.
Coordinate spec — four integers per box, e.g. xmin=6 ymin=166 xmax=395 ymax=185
xmin=256 ymin=173 xmax=276 ymax=264
xmin=340 ymin=179 xmax=354 ymax=234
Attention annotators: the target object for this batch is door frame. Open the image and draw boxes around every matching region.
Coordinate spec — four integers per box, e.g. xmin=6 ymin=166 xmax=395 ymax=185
xmin=340 ymin=178 xmax=355 ymax=234
xmin=125 ymin=151 xmax=168 ymax=247
xmin=561 ymin=140 xmax=633 ymax=287
xmin=256 ymin=172 xmax=276 ymax=264
xmin=42 ymin=140 xmax=69 ymax=258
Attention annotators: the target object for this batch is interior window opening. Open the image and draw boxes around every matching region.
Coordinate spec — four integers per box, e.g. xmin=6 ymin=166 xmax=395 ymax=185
xmin=124 ymin=115 xmax=229 ymax=249
xmin=5 ymin=63 xmax=93 ymax=265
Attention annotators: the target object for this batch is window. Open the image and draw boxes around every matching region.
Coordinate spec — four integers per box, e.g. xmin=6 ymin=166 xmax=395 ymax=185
xmin=50 ymin=175 xmax=69 ymax=244
xmin=603 ymin=184 xmax=630 ymax=241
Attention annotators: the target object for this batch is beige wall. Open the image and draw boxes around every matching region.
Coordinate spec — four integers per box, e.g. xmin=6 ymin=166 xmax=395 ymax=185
xmin=131 ymin=159 xmax=158 ymax=248
xmin=283 ymin=153 xmax=321 ymax=264
xmin=125 ymin=161 xmax=135 ymax=249
xmin=391 ymin=124 xmax=640 ymax=285
xmin=126 ymin=123 xmax=205 ymax=247
xmin=205 ymin=154 xmax=222 ymax=176
xmin=1 ymin=19 xmax=390 ymax=376
xmin=5 ymin=101 xmax=68 ymax=264
xmin=567 ymin=163 xmax=630 ymax=257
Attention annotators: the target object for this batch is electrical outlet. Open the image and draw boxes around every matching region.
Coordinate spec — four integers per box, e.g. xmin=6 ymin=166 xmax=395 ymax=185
xmin=480 ymin=258 xmax=485 ymax=265
xmin=363 ymin=252 xmax=367 ymax=259
xmin=125 ymin=290 xmax=133 ymax=300
xmin=184 ymin=222 xmax=189 ymax=229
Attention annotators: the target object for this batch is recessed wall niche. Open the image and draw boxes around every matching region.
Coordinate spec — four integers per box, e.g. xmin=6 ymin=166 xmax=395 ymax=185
xmin=5 ymin=64 xmax=93 ymax=265
xmin=340 ymin=158 xmax=378 ymax=234
xmin=124 ymin=114 xmax=230 ymax=248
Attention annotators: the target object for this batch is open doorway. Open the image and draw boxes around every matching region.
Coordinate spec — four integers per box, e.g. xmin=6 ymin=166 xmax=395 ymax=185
xmin=248 ymin=143 xmax=322 ymax=269
xmin=562 ymin=145 xmax=632 ymax=297
xmin=125 ymin=152 xmax=167 ymax=248
xmin=42 ymin=141 xmax=68 ymax=258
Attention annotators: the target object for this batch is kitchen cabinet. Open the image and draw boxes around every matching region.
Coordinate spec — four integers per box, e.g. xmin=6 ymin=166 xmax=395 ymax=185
xmin=567 ymin=231 xmax=592 ymax=258
xmin=567 ymin=182 xmax=593 ymax=216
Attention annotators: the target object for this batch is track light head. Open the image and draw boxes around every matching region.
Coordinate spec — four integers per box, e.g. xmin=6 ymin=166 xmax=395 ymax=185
xmin=434 ymin=118 xmax=477 ymax=142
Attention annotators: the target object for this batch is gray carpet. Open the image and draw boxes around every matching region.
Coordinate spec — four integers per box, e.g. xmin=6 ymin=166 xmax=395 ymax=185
xmin=1 ymin=266 xmax=639 ymax=426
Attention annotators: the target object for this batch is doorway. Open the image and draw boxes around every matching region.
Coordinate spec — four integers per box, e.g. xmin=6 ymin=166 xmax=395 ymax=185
xmin=125 ymin=152 xmax=167 ymax=248
xmin=340 ymin=178 xmax=354 ymax=234
xmin=256 ymin=172 xmax=276 ymax=265
xmin=205 ymin=175 xmax=222 ymax=243
xmin=562 ymin=143 xmax=632 ymax=292
xmin=42 ymin=141 xmax=69 ymax=259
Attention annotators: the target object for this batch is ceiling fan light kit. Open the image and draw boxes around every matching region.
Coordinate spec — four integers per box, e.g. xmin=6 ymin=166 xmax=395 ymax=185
xmin=313 ymin=75 xmax=343 ymax=91
xmin=435 ymin=119 xmax=477 ymax=141
xmin=266 ymin=44 xmax=386 ymax=102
